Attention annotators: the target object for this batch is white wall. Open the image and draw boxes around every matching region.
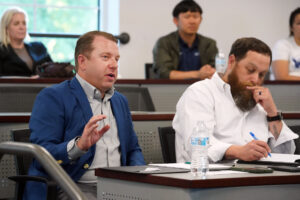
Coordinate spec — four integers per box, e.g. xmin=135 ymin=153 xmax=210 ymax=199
xmin=114 ymin=0 xmax=299 ymax=79
xmin=100 ymin=0 xmax=120 ymax=35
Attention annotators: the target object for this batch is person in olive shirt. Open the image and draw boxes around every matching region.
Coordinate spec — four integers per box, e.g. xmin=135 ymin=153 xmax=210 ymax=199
xmin=153 ymin=0 xmax=218 ymax=79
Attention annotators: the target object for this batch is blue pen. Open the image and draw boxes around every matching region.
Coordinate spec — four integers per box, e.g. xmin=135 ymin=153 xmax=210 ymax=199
xmin=249 ymin=132 xmax=271 ymax=157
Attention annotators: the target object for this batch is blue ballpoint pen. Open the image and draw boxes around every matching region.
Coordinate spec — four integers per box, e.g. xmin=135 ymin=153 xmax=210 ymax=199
xmin=249 ymin=132 xmax=272 ymax=157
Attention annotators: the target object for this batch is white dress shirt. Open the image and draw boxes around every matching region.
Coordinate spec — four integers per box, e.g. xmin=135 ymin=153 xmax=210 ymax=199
xmin=173 ymin=72 xmax=298 ymax=162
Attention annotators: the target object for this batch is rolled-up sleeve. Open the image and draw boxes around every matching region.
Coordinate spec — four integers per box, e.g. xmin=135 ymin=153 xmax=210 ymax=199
xmin=268 ymin=122 xmax=298 ymax=154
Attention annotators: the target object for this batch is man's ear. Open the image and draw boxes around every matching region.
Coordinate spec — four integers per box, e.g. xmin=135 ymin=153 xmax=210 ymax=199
xmin=77 ymin=54 xmax=86 ymax=72
xmin=173 ymin=17 xmax=179 ymax=27
xmin=227 ymin=54 xmax=236 ymax=72
xmin=222 ymin=55 xmax=235 ymax=82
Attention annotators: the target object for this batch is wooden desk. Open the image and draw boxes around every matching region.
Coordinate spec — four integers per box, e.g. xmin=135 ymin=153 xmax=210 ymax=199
xmin=96 ymin=165 xmax=300 ymax=200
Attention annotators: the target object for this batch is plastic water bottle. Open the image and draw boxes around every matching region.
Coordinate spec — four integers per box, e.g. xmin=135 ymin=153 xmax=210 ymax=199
xmin=215 ymin=51 xmax=226 ymax=73
xmin=190 ymin=121 xmax=209 ymax=178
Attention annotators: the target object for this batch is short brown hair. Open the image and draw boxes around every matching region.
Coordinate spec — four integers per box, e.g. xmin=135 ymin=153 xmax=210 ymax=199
xmin=229 ymin=37 xmax=272 ymax=65
xmin=74 ymin=31 xmax=118 ymax=71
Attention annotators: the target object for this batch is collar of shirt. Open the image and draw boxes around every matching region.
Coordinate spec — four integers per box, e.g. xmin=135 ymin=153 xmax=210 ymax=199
xmin=211 ymin=72 xmax=230 ymax=95
xmin=178 ymin=35 xmax=199 ymax=50
xmin=75 ymin=74 xmax=114 ymax=103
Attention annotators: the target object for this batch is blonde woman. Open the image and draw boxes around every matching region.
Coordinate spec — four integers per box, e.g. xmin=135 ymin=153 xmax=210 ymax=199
xmin=0 ymin=7 xmax=52 ymax=77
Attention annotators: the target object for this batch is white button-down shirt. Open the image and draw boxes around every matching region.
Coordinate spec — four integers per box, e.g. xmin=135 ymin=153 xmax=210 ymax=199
xmin=173 ymin=72 xmax=298 ymax=162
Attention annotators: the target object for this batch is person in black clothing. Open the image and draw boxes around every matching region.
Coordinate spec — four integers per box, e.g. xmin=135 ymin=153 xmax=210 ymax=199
xmin=0 ymin=7 xmax=52 ymax=77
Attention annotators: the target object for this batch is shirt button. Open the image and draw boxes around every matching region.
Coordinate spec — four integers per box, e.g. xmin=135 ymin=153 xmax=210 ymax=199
xmin=83 ymin=164 xmax=89 ymax=169
xmin=57 ymin=160 xmax=63 ymax=164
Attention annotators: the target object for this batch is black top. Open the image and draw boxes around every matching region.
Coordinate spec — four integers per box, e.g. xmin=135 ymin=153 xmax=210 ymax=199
xmin=0 ymin=42 xmax=52 ymax=76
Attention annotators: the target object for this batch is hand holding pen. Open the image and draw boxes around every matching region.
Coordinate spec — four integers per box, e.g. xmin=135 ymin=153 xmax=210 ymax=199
xmin=225 ymin=132 xmax=272 ymax=161
xmin=250 ymin=132 xmax=272 ymax=157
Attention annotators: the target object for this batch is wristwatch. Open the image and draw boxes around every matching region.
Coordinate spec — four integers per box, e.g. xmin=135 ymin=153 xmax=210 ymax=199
xmin=67 ymin=136 xmax=86 ymax=160
xmin=67 ymin=136 xmax=80 ymax=152
xmin=267 ymin=112 xmax=282 ymax=122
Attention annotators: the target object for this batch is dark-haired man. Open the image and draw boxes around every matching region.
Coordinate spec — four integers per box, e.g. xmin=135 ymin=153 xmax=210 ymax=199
xmin=174 ymin=37 xmax=298 ymax=162
xmin=24 ymin=31 xmax=145 ymax=200
xmin=153 ymin=0 xmax=218 ymax=79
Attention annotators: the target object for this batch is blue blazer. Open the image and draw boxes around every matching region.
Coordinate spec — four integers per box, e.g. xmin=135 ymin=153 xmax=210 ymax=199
xmin=23 ymin=77 xmax=145 ymax=200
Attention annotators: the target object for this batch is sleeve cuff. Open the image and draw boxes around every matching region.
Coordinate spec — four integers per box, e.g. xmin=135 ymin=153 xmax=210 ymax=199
xmin=269 ymin=122 xmax=299 ymax=147
xmin=67 ymin=137 xmax=87 ymax=160
xmin=208 ymin=142 xmax=232 ymax=162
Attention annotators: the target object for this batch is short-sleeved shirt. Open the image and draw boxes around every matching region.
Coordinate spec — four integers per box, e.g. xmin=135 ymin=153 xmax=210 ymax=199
xmin=272 ymin=37 xmax=300 ymax=77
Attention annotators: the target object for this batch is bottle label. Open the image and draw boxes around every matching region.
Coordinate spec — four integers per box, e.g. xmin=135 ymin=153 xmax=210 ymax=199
xmin=216 ymin=58 xmax=226 ymax=65
xmin=200 ymin=137 xmax=208 ymax=146
xmin=191 ymin=137 xmax=208 ymax=146
xmin=191 ymin=137 xmax=199 ymax=146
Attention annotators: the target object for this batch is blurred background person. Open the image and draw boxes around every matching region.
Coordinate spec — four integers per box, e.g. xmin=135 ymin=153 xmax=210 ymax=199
xmin=271 ymin=7 xmax=300 ymax=80
xmin=0 ymin=7 xmax=52 ymax=77
xmin=152 ymin=0 xmax=218 ymax=80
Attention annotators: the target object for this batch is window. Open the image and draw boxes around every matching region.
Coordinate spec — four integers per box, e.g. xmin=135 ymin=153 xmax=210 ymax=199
xmin=0 ymin=0 xmax=100 ymax=63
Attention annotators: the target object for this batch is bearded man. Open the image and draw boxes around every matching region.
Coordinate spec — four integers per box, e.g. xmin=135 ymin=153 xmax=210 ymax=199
xmin=173 ymin=37 xmax=298 ymax=162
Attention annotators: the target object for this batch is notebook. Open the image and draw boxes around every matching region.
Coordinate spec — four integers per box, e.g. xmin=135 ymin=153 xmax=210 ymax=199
xmin=237 ymin=153 xmax=300 ymax=166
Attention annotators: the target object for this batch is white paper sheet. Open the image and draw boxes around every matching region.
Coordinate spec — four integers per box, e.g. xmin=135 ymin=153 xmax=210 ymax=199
xmin=149 ymin=163 xmax=245 ymax=175
xmin=149 ymin=163 xmax=233 ymax=170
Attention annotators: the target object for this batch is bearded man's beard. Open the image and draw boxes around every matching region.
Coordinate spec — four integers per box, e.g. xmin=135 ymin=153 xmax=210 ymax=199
xmin=228 ymin=68 xmax=257 ymax=112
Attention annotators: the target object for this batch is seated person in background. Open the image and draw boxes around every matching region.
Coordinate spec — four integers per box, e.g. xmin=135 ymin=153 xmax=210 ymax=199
xmin=173 ymin=37 xmax=298 ymax=163
xmin=152 ymin=0 xmax=218 ymax=80
xmin=24 ymin=31 xmax=145 ymax=200
xmin=271 ymin=7 xmax=300 ymax=80
xmin=0 ymin=7 xmax=52 ymax=77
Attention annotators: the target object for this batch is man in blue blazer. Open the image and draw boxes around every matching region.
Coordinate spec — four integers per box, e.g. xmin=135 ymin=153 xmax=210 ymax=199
xmin=24 ymin=31 xmax=145 ymax=200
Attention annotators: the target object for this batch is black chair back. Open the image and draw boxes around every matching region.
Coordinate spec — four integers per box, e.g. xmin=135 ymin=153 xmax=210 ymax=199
xmin=10 ymin=129 xmax=57 ymax=200
xmin=145 ymin=63 xmax=158 ymax=79
xmin=158 ymin=126 xmax=176 ymax=163
xmin=11 ymin=129 xmax=32 ymax=175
